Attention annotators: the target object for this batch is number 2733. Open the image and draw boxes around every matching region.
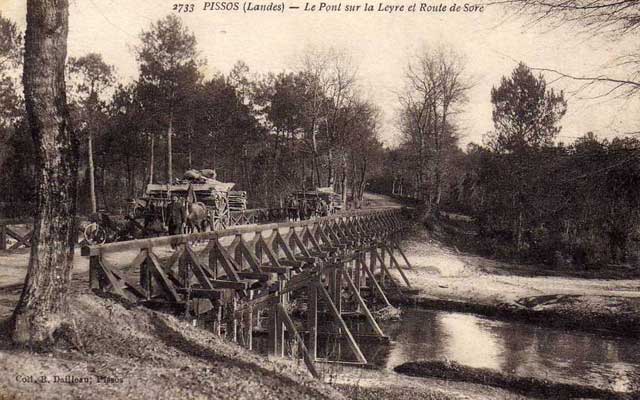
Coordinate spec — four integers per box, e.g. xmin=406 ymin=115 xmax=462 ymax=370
xmin=173 ymin=4 xmax=195 ymax=12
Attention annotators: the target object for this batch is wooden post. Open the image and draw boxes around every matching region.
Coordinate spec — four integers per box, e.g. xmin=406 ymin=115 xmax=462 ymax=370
xmin=226 ymin=294 xmax=238 ymax=342
xmin=353 ymin=255 xmax=362 ymax=312
xmin=167 ymin=115 xmax=173 ymax=185
xmin=354 ymin=256 xmax=361 ymax=293
xmin=370 ymin=248 xmax=377 ymax=275
xmin=307 ymin=282 xmax=318 ymax=360
xmin=89 ymin=255 xmax=100 ymax=290
xmin=328 ymin=265 xmax=336 ymax=305
xmin=277 ymin=277 xmax=285 ymax=357
xmin=140 ymin=255 xmax=152 ymax=300
xmin=88 ymin=131 xmax=97 ymax=213
xmin=378 ymin=248 xmax=386 ymax=287
xmin=214 ymin=304 xmax=222 ymax=336
xmin=335 ymin=265 xmax=342 ymax=314
xmin=234 ymin=234 xmax=244 ymax=270
xmin=254 ymin=233 xmax=263 ymax=267
xmin=268 ymin=279 xmax=285 ymax=357
xmin=208 ymin=240 xmax=218 ymax=279
xmin=380 ymin=245 xmax=386 ymax=265
xmin=246 ymin=290 xmax=253 ymax=350
xmin=268 ymin=299 xmax=277 ymax=355
xmin=178 ymin=245 xmax=191 ymax=287
xmin=0 ymin=224 xmax=6 ymax=250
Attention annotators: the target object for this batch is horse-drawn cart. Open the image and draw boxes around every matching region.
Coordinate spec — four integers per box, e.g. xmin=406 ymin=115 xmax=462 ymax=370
xmin=285 ymin=187 xmax=342 ymax=220
xmin=83 ymin=170 xmax=236 ymax=245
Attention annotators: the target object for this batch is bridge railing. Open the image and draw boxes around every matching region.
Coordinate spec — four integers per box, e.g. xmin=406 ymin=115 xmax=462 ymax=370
xmin=229 ymin=207 xmax=288 ymax=226
xmin=0 ymin=218 xmax=35 ymax=250
xmin=82 ymin=207 xmax=403 ymax=256
xmin=0 ymin=217 xmax=89 ymax=250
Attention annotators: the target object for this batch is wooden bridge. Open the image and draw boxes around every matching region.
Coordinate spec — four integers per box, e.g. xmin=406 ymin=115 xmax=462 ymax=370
xmin=81 ymin=207 xmax=414 ymax=377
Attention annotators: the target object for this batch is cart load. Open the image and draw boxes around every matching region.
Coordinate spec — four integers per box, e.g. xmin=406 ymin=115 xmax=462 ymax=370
xmin=285 ymin=187 xmax=342 ymax=220
xmin=228 ymin=191 xmax=247 ymax=212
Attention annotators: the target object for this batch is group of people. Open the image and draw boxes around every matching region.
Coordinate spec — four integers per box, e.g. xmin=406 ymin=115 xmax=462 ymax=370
xmin=286 ymin=197 xmax=332 ymax=221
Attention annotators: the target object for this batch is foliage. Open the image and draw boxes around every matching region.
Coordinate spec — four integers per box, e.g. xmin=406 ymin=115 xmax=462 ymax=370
xmin=0 ymin=15 xmax=385 ymax=215
xmin=488 ymin=63 xmax=567 ymax=153
xmin=454 ymin=134 xmax=640 ymax=266
xmin=0 ymin=12 xmax=22 ymax=130
xmin=396 ymin=45 xmax=469 ymax=213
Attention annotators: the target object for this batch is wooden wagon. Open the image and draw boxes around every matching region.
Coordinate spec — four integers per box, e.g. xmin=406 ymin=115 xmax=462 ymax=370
xmin=83 ymin=179 xmax=236 ymax=245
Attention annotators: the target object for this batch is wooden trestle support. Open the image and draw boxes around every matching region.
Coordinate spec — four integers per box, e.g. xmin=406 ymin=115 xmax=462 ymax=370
xmin=82 ymin=207 xmax=414 ymax=378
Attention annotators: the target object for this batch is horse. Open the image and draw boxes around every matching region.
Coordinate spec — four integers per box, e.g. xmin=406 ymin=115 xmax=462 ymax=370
xmin=184 ymin=201 xmax=209 ymax=234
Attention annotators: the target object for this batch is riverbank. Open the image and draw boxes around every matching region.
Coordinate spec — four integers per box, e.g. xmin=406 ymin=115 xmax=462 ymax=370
xmin=387 ymin=224 xmax=640 ymax=338
xmin=0 ymin=293 xmax=344 ymax=400
xmin=332 ymin=364 xmax=526 ymax=400
xmin=395 ymin=361 xmax=640 ymax=399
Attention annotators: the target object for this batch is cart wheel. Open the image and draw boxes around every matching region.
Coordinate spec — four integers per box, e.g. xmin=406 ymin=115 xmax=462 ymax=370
xmin=84 ymin=223 xmax=107 ymax=245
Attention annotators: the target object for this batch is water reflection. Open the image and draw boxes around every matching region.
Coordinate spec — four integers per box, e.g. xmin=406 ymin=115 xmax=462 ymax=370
xmin=379 ymin=309 xmax=640 ymax=392
xmin=249 ymin=308 xmax=640 ymax=392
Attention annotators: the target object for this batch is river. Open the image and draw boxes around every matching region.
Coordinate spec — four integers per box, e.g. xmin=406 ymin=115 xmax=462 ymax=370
xmin=357 ymin=308 xmax=640 ymax=393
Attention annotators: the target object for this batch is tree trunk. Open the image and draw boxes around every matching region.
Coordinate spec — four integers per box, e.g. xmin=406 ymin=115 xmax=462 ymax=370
xmin=167 ymin=114 xmax=173 ymax=184
xmin=340 ymin=153 xmax=348 ymax=207
xmin=432 ymin=102 xmax=441 ymax=214
xmin=149 ymin=134 xmax=155 ymax=185
xmin=327 ymin=148 xmax=335 ymax=189
xmin=99 ymin=165 xmax=109 ymax=211
xmin=187 ymin=123 xmax=193 ymax=169
xmin=88 ymin=130 xmax=96 ymax=213
xmin=516 ymin=210 xmax=523 ymax=251
xmin=12 ymin=0 xmax=78 ymax=346
xmin=358 ymin=158 xmax=368 ymax=202
xmin=310 ymin=119 xmax=321 ymax=188
xmin=312 ymin=150 xmax=321 ymax=189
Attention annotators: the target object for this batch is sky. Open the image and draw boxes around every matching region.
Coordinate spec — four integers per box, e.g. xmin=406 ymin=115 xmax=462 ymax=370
xmin=2 ymin=0 xmax=639 ymax=147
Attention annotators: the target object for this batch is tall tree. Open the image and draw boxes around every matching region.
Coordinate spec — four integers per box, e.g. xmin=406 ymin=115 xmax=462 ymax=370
xmin=255 ymin=71 xmax=310 ymax=200
xmin=299 ymin=47 xmax=356 ymax=188
xmin=136 ymin=15 xmax=202 ymax=184
xmin=399 ymin=45 xmax=469 ymax=212
xmin=489 ymin=62 xmax=567 ymax=153
xmin=12 ymin=0 xmax=78 ymax=346
xmin=103 ymin=84 xmax=148 ymax=199
xmin=67 ymin=53 xmax=115 ymax=213
xmin=483 ymin=63 xmax=567 ymax=250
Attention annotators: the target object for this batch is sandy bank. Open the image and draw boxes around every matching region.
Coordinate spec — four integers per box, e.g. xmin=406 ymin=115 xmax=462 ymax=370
xmin=387 ymin=227 xmax=640 ymax=337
